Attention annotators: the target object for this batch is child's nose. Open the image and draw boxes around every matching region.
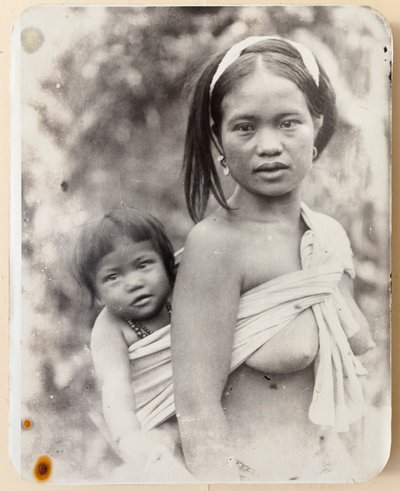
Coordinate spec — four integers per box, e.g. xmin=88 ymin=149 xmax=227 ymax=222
xmin=124 ymin=271 xmax=143 ymax=291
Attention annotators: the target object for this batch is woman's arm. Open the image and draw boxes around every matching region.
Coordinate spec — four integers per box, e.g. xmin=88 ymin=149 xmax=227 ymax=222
xmin=338 ymin=273 xmax=376 ymax=356
xmin=171 ymin=222 xmax=242 ymax=479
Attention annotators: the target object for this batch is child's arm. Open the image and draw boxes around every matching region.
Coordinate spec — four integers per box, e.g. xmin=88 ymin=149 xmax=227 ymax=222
xmin=91 ymin=309 xmax=140 ymax=439
xmin=91 ymin=309 xmax=167 ymax=465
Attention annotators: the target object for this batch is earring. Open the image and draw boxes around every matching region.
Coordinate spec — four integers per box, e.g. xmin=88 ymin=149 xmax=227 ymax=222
xmin=313 ymin=147 xmax=318 ymax=160
xmin=217 ymin=154 xmax=230 ymax=176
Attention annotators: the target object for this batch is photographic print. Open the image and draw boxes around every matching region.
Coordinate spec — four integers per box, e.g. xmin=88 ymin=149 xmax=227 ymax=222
xmin=10 ymin=4 xmax=391 ymax=484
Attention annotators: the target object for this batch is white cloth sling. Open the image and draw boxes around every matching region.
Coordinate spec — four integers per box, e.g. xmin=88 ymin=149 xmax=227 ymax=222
xmin=129 ymin=203 xmax=367 ymax=433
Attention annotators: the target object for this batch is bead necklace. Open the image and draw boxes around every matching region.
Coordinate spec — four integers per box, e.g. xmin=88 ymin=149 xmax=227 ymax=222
xmin=126 ymin=300 xmax=171 ymax=339
xmin=126 ymin=319 xmax=152 ymax=338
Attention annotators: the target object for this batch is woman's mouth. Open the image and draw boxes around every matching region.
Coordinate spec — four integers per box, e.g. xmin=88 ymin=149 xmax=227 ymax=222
xmin=254 ymin=162 xmax=289 ymax=179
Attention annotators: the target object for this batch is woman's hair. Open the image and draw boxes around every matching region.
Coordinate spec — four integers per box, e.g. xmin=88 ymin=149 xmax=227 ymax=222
xmin=183 ymin=37 xmax=337 ymax=222
xmin=72 ymin=208 xmax=176 ymax=302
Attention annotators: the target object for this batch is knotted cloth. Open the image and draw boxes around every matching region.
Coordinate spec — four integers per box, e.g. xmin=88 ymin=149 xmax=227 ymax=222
xmin=129 ymin=203 xmax=367 ymax=433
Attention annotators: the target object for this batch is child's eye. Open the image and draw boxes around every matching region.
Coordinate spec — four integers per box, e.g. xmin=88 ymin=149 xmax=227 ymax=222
xmin=280 ymin=119 xmax=299 ymax=129
xmin=104 ymin=273 xmax=118 ymax=282
xmin=137 ymin=261 xmax=151 ymax=270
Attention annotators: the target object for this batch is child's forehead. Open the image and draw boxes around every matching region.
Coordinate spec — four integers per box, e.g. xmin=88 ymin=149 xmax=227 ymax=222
xmin=97 ymin=239 xmax=157 ymax=268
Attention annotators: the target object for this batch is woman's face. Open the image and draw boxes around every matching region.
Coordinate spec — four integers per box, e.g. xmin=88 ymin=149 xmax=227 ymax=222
xmin=219 ymin=65 xmax=321 ymax=200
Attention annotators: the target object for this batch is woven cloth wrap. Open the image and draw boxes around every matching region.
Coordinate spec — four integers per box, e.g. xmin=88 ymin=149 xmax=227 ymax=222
xmin=129 ymin=203 xmax=367 ymax=433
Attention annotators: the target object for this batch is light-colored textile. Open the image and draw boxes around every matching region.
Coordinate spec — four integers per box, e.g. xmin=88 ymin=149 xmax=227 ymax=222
xmin=129 ymin=203 xmax=367 ymax=432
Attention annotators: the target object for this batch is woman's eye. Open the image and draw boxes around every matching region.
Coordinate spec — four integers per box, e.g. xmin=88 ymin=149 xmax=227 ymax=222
xmin=280 ymin=119 xmax=299 ymax=129
xmin=235 ymin=123 xmax=254 ymax=133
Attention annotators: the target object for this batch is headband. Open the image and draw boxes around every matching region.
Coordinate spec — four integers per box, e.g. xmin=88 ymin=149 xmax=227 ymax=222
xmin=209 ymin=35 xmax=320 ymax=100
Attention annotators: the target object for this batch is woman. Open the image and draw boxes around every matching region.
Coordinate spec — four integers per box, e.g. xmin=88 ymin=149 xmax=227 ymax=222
xmin=171 ymin=36 xmax=375 ymax=482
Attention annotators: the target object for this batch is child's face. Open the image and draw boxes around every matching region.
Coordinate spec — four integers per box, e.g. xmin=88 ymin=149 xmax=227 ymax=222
xmin=94 ymin=239 xmax=171 ymax=321
xmin=219 ymin=65 xmax=321 ymax=199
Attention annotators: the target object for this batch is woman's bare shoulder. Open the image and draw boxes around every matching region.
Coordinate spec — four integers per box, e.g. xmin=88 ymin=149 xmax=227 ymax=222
xmin=177 ymin=215 xmax=243 ymax=291
xmin=184 ymin=214 xmax=240 ymax=257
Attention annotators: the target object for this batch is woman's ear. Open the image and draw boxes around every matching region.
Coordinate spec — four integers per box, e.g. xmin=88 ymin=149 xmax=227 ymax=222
xmin=313 ymin=115 xmax=324 ymax=139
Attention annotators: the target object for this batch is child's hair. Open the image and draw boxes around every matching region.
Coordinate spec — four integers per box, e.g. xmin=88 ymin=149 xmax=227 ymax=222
xmin=72 ymin=208 xmax=176 ymax=302
xmin=183 ymin=37 xmax=337 ymax=222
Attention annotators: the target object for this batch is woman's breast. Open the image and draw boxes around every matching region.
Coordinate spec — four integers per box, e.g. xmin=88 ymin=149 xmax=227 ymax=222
xmin=245 ymin=307 xmax=319 ymax=374
xmin=235 ymin=228 xmax=319 ymax=374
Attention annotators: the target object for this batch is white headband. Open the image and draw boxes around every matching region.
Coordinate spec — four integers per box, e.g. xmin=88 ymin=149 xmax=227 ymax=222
xmin=209 ymin=35 xmax=320 ymax=100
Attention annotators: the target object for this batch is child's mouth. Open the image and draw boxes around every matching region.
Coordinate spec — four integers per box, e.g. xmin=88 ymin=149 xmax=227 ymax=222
xmin=131 ymin=294 xmax=152 ymax=307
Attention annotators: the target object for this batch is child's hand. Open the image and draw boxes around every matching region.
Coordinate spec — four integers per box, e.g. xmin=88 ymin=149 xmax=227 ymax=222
xmin=117 ymin=429 xmax=172 ymax=467
xmin=235 ymin=458 xmax=259 ymax=481
xmin=117 ymin=429 xmax=195 ymax=481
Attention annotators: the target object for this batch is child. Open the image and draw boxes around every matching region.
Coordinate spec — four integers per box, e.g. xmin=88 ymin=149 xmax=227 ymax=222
xmin=73 ymin=208 xmax=189 ymax=480
xmin=171 ymin=36 xmax=375 ymax=481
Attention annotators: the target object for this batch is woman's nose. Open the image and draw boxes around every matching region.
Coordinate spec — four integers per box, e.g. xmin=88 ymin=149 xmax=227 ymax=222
xmin=256 ymin=128 xmax=283 ymax=156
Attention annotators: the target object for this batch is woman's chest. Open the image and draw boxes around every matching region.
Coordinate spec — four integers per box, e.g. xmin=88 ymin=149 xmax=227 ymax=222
xmin=237 ymin=228 xmax=303 ymax=293
xmin=233 ymin=223 xmax=319 ymax=374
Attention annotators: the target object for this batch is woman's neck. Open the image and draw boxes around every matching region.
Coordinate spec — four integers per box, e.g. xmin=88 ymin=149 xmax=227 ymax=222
xmin=227 ymin=185 xmax=303 ymax=225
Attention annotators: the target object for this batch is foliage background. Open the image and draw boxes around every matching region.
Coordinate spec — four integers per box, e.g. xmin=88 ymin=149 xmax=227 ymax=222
xmin=15 ymin=5 xmax=391 ymax=482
